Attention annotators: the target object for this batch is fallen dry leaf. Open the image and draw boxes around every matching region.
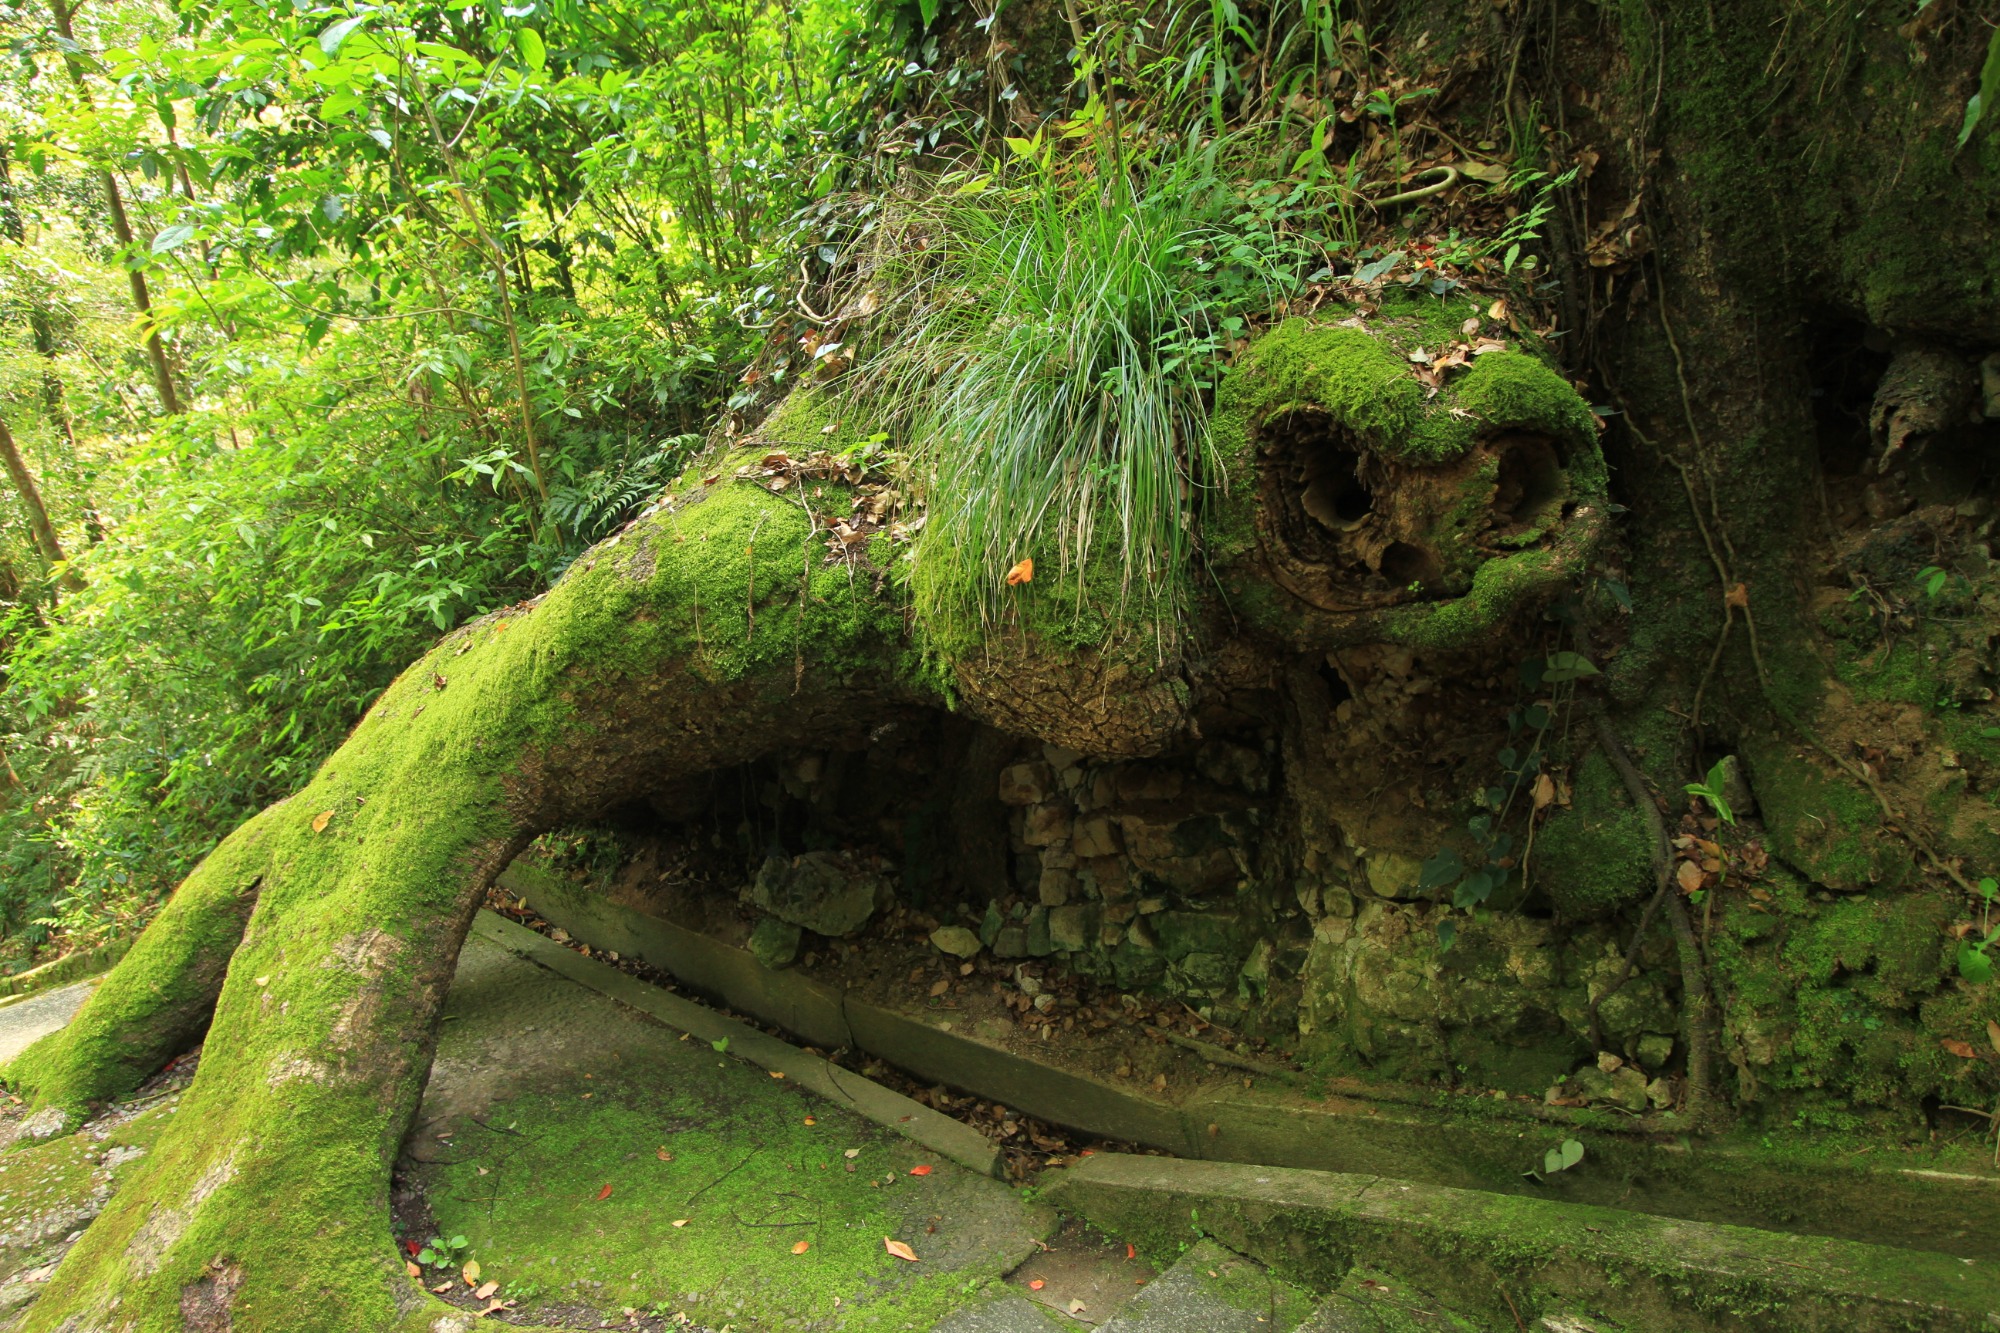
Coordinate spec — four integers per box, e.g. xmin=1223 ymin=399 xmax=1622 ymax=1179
xmin=803 ymin=1116 xmax=816 ymax=1126
xmin=431 ymin=1280 xmax=454 ymax=1293
xmin=1532 ymin=773 xmax=1556 ymax=810
xmin=657 ymin=1147 xmax=673 ymax=1161
xmin=792 ymin=1240 xmax=811 ymax=1254
xmin=672 ymin=1219 xmax=690 ymax=1227
xmin=1005 ymin=558 xmax=1034 ymax=586
xmin=1029 ymin=1279 xmax=1046 ymax=1291
xmin=474 ymin=1298 xmax=510 ymax=1318
xmin=311 ymin=810 xmax=333 ymax=833
xmin=844 ymin=1148 xmax=862 ymax=1159
xmin=1943 ymin=1038 xmax=1979 ymax=1059
xmin=1725 ymin=582 xmax=1749 ymax=609
xmin=462 ymin=1260 xmax=480 ymax=1286
xmin=770 ymin=1070 xmax=786 ymax=1079
xmin=405 ymin=1261 xmax=421 ymax=1278
xmin=474 ymin=1280 xmax=498 ymax=1299
xmin=596 ymin=1182 xmax=614 ymax=1200
xmin=909 ymin=1164 xmax=932 ymax=1176
xmin=1125 ymin=1243 xmax=1136 ymax=1260
xmin=884 ymin=1238 xmax=919 ymax=1262
xmin=928 ymin=979 xmax=950 ymax=997
xmin=1988 ymin=1019 xmax=2000 ymax=1056
xmin=1068 ymin=1300 xmax=1088 ymax=1315
xmin=1676 ymin=860 xmax=1705 ymax=894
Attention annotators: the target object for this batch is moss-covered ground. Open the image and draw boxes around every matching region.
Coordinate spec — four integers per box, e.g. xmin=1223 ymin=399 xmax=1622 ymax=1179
xmin=413 ymin=932 xmax=1050 ymax=1331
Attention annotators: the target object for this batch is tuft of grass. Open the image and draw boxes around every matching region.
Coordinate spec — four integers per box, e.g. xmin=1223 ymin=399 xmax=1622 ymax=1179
xmin=855 ymin=145 xmax=1254 ymax=643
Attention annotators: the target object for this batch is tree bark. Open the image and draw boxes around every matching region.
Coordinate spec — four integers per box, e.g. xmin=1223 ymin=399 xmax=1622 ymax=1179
xmin=0 ymin=411 xmax=81 ymax=593
xmin=46 ymin=0 xmax=184 ymax=416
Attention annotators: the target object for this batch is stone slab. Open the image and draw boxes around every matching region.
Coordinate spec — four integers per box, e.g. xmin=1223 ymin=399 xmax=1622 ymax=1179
xmin=0 ymin=980 xmax=98 ymax=1067
xmin=471 ymin=911 xmax=1004 ymax=1178
xmin=931 ymin=1293 xmax=1072 ymax=1333
xmin=1098 ymin=1238 xmax=1316 ymax=1333
xmin=1043 ymin=1152 xmax=2000 ymax=1333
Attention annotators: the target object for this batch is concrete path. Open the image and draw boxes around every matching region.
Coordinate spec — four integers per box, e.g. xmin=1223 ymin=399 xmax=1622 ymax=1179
xmin=412 ymin=930 xmax=1052 ymax=1330
xmin=0 ymin=981 xmax=96 ymax=1067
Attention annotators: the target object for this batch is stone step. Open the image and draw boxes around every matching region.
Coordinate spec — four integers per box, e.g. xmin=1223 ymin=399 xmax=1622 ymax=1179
xmin=1096 ymin=1238 xmax=1317 ymax=1333
xmin=931 ymin=1292 xmax=1073 ymax=1332
xmin=1045 ymin=1152 xmax=2000 ymax=1333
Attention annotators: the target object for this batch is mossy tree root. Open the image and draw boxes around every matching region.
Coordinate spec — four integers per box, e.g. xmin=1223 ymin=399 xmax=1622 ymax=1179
xmin=0 ymin=482 xmax=986 ymax=1331
xmin=1589 ymin=710 xmax=1722 ymax=1125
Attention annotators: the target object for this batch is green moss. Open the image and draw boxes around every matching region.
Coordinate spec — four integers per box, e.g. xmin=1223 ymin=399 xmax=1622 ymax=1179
xmin=1533 ymin=752 xmax=1653 ymax=918
xmin=1739 ymin=737 xmax=1914 ymax=893
xmin=424 ymin=1081 xmax=1011 ymax=1329
xmin=757 ymin=388 xmax=880 ymax=456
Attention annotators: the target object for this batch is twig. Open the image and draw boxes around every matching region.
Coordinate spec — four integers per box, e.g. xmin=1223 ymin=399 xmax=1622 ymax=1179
xmin=685 ymin=1150 xmax=759 ymax=1206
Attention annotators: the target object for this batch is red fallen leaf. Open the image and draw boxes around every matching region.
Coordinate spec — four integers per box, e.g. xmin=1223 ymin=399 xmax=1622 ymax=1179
xmin=1029 ymin=1279 xmax=1046 ymax=1291
xmin=1005 ymin=558 xmax=1034 ymax=586
xmin=884 ymin=1238 xmax=919 ymax=1262
xmin=909 ymin=1164 xmax=933 ymax=1176
xmin=1942 ymin=1038 xmax=1979 ymax=1059
xmin=404 ymin=1240 xmax=420 ymax=1257
xmin=596 ymin=1182 xmax=614 ymax=1200
xmin=1125 ymin=1243 xmax=1136 ymax=1260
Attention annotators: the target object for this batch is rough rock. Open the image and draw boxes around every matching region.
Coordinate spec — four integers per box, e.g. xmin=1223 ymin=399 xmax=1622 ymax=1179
xmin=750 ymin=852 xmax=887 ymax=937
xmin=1072 ymin=817 xmax=1123 ymax=859
xmin=747 ymin=917 xmax=802 ymax=970
xmin=998 ymin=762 xmax=1054 ymax=807
xmin=930 ymin=926 xmax=983 ymax=959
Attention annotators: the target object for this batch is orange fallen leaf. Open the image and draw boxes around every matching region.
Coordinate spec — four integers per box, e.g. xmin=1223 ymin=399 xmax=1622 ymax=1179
xmin=405 ymin=1261 xmax=421 ymax=1278
xmin=596 ymin=1182 xmax=614 ymax=1200
xmin=792 ymin=1240 xmax=811 ymax=1254
xmin=909 ymin=1164 xmax=933 ymax=1176
xmin=673 ymin=1219 xmax=690 ymax=1227
xmin=770 ymin=1070 xmax=786 ymax=1079
xmin=462 ymin=1260 xmax=480 ymax=1285
xmin=1725 ymin=582 xmax=1749 ymax=609
xmin=1005 ymin=558 xmax=1034 ymax=586
xmin=311 ymin=810 xmax=333 ymax=833
xmin=657 ymin=1147 xmax=674 ymax=1161
xmin=1675 ymin=860 xmax=1704 ymax=894
xmin=1943 ymin=1038 xmax=1979 ymax=1059
xmin=1029 ymin=1279 xmax=1046 ymax=1291
xmin=884 ymin=1238 xmax=919 ymax=1262
xmin=474 ymin=1280 xmax=498 ymax=1299
xmin=431 ymin=1280 xmax=454 ymax=1293
xmin=803 ymin=1116 xmax=816 ymax=1126
xmin=1125 ymin=1243 xmax=1136 ymax=1260
xmin=475 ymin=1299 xmax=510 ymax=1318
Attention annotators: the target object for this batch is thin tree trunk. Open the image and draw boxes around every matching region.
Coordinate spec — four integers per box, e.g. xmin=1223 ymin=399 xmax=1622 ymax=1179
xmin=0 ymin=410 xmax=82 ymax=593
xmin=47 ymin=0 xmax=184 ymax=416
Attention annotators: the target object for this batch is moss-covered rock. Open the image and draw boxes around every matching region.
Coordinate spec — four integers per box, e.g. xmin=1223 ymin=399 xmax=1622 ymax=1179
xmin=1207 ymin=318 xmax=1607 ymax=653
xmin=1533 ymin=751 xmax=1654 ymax=918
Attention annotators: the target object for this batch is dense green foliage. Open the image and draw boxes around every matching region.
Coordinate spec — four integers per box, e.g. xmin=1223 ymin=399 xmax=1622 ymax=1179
xmin=0 ymin=0 xmax=899 ymax=955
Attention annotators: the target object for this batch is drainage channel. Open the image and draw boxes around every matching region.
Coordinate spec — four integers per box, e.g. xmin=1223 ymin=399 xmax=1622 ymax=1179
xmin=495 ymin=858 xmax=2000 ymax=1261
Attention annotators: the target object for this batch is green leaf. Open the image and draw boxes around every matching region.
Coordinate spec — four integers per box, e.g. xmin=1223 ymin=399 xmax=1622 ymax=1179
xmin=320 ymin=88 xmax=361 ymax=118
xmin=1560 ymin=1138 xmax=1584 ymax=1169
xmin=1543 ymin=1147 xmax=1563 ymax=1174
xmin=150 ymin=224 xmax=195 ymax=253
xmin=516 ymin=27 xmax=547 ymax=71
xmin=710 ymin=1036 xmax=730 ymax=1053
xmin=416 ymin=1249 xmax=436 ymax=1265
xmin=1958 ymin=942 xmax=1993 ymax=985
xmin=1419 ymin=848 xmax=1464 ymax=890
xmin=318 ymin=14 xmax=370 ymax=56
xmin=1435 ymin=918 xmax=1456 ymax=951
xmin=918 ymin=0 xmax=941 ymax=26
xmin=1958 ymin=25 xmax=2000 ymax=150
xmin=1540 ymin=651 xmax=1600 ymax=683
xmin=449 ymin=1235 xmax=467 ymax=1249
